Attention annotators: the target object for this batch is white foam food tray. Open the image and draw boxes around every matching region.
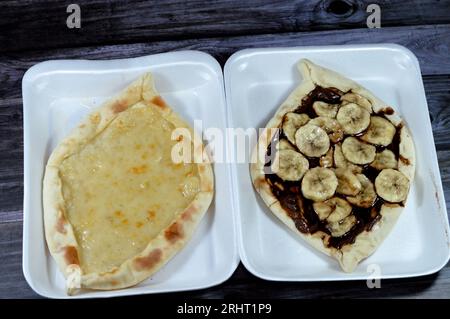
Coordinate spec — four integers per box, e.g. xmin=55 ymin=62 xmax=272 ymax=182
xmin=224 ymin=44 xmax=450 ymax=281
xmin=22 ymin=51 xmax=239 ymax=298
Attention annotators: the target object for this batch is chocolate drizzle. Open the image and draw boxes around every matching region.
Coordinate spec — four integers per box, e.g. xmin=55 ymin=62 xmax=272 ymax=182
xmin=294 ymin=86 xmax=342 ymax=118
xmin=374 ymin=122 xmax=402 ymax=160
xmin=377 ymin=107 xmax=395 ymax=116
xmin=265 ymin=85 xmax=402 ymax=249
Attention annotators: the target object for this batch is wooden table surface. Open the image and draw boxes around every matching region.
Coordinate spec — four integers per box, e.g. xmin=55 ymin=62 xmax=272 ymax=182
xmin=1 ymin=0 xmax=450 ymax=298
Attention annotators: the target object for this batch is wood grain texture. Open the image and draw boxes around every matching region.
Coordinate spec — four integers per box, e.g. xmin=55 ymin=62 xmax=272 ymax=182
xmin=1 ymin=227 xmax=450 ymax=300
xmin=0 ymin=98 xmax=23 ymax=215
xmin=1 ymin=24 xmax=450 ymax=102
xmin=1 ymin=0 xmax=450 ymax=52
xmin=0 ymin=222 xmax=33 ymax=298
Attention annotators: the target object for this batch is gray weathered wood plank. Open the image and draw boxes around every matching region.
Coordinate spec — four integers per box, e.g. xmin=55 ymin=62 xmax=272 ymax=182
xmin=0 ymin=97 xmax=23 ymax=214
xmin=0 ymin=24 xmax=449 ymax=102
xmin=1 ymin=220 xmax=449 ymax=298
xmin=1 ymin=0 xmax=450 ymax=52
xmin=0 ymin=222 xmax=35 ymax=298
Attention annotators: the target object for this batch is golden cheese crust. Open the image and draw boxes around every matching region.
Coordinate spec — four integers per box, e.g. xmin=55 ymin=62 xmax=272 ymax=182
xmin=43 ymin=73 xmax=214 ymax=294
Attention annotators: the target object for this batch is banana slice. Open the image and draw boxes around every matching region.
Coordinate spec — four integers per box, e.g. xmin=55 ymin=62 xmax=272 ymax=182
xmin=347 ymin=174 xmax=377 ymax=208
xmin=336 ymin=103 xmax=371 ymax=135
xmin=313 ymin=101 xmax=338 ymax=118
xmin=360 ymin=116 xmax=396 ymax=146
xmin=295 ymin=124 xmax=330 ymax=157
xmin=334 ymin=144 xmax=346 ymax=168
xmin=375 ymin=168 xmax=410 ymax=202
xmin=327 ymin=215 xmax=357 ymax=237
xmin=370 ymin=149 xmax=397 ymax=170
xmin=301 ymin=167 xmax=337 ymax=201
xmin=282 ymin=113 xmax=310 ymax=145
xmin=334 ymin=144 xmax=362 ymax=174
xmin=309 ymin=117 xmax=344 ymax=143
xmin=341 ymin=92 xmax=372 ymax=113
xmin=335 ymin=168 xmax=362 ymax=196
xmin=277 ymin=139 xmax=296 ymax=151
xmin=312 ymin=201 xmax=333 ymax=221
xmin=272 ymin=149 xmax=309 ymax=181
xmin=342 ymin=137 xmax=376 ymax=165
xmin=313 ymin=197 xmax=351 ymax=222
xmin=320 ymin=148 xmax=334 ymax=168
xmin=324 ymin=197 xmax=352 ymax=223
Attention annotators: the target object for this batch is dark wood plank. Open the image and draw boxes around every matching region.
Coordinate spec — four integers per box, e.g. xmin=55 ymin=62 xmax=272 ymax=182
xmin=1 ymin=217 xmax=450 ymax=300
xmin=425 ymin=76 xmax=450 ymax=151
xmin=1 ymin=0 xmax=450 ymax=52
xmin=1 ymin=24 xmax=450 ymax=102
xmin=0 ymin=98 xmax=23 ymax=214
xmin=187 ymin=263 xmax=450 ymax=298
xmin=0 ymin=222 xmax=36 ymax=298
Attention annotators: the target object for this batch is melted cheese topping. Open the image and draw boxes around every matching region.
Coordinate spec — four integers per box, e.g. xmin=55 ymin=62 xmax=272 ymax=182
xmin=60 ymin=104 xmax=200 ymax=274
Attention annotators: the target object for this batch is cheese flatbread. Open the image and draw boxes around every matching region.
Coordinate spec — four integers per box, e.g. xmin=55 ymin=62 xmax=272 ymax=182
xmin=43 ymin=73 xmax=214 ymax=294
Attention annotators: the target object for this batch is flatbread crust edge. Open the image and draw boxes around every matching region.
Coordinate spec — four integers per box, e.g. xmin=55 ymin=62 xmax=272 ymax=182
xmin=43 ymin=73 xmax=214 ymax=294
xmin=250 ymin=59 xmax=415 ymax=272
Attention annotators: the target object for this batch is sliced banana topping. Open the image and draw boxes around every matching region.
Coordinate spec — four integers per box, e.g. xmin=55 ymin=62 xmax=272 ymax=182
xmin=313 ymin=197 xmax=351 ymax=222
xmin=266 ymin=84 xmax=412 ymax=244
xmin=336 ymin=103 xmax=371 ymax=135
xmin=277 ymin=139 xmax=296 ymax=151
xmin=320 ymin=148 xmax=334 ymax=168
xmin=360 ymin=116 xmax=396 ymax=146
xmin=272 ymin=149 xmax=309 ymax=181
xmin=313 ymin=101 xmax=338 ymax=118
xmin=334 ymin=145 xmax=346 ymax=168
xmin=375 ymin=168 xmax=409 ymax=202
xmin=301 ymin=167 xmax=337 ymax=201
xmin=334 ymin=144 xmax=362 ymax=174
xmin=327 ymin=215 xmax=357 ymax=237
xmin=282 ymin=113 xmax=310 ymax=145
xmin=295 ymin=124 xmax=330 ymax=157
xmin=341 ymin=92 xmax=372 ymax=113
xmin=309 ymin=117 xmax=344 ymax=143
xmin=342 ymin=137 xmax=376 ymax=165
xmin=370 ymin=149 xmax=397 ymax=170
xmin=347 ymin=174 xmax=377 ymax=208
xmin=324 ymin=197 xmax=352 ymax=223
xmin=335 ymin=168 xmax=362 ymax=196
xmin=312 ymin=201 xmax=333 ymax=221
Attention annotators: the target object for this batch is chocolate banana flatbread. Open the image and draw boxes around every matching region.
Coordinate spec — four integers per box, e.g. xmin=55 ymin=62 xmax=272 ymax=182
xmin=43 ymin=73 xmax=214 ymax=294
xmin=250 ymin=60 xmax=415 ymax=272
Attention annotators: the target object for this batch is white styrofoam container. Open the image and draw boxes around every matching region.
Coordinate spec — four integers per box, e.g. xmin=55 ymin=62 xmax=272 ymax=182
xmin=224 ymin=44 xmax=450 ymax=281
xmin=22 ymin=51 xmax=239 ymax=298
